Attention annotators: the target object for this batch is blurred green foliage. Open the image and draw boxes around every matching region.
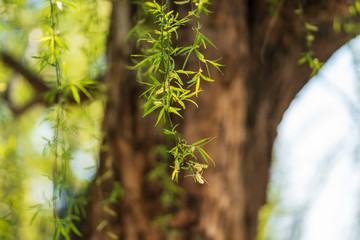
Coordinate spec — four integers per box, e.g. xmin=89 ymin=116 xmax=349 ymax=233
xmin=0 ymin=0 xmax=110 ymax=238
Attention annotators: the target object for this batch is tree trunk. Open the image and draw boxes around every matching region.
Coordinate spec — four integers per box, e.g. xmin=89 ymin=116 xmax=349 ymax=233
xmin=81 ymin=0 xmax=355 ymax=239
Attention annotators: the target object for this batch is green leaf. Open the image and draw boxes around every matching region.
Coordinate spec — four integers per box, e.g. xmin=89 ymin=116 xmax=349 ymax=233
xmin=139 ymin=85 xmax=156 ymax=99
xmin=70 ymin=223 xmax=83 ymax=237
xmin=174 ymin=0 xmax=190 ymax=4
xmin=188 ymin=72 xmax=200 ymax=84
xmin=138 ymin=80 xmax=156 ymax=87
xmin=164 ymin=129 xmax=174 ymax=135
xmin=106 ymin=231 xmax=119 ymax=239
xmin=70 ymin=85 xmax=80 ymax=104
xmin=170 ymin=86 xmax=186 ymax=93
xmin=176 ymin=69 xmax=196 ymax=76
xmin=60 ymin=225 xmax=70 ymax=240
xmin=184 ymin=98 xmax=198 ymax=107
xmin=54 ymin=226 xmax=61 ymax=240
xmin=195 ymin=49 xmax=205 ymax=62
xmin=196 ymin=146 xmax=215 ymax=166
xmin=356 ymin=1 xmax=360 ymax=12
xmin=171 ymin=169 xmax=178 ymax=183
xmin=173 ymin=72 xmax=184 ymax=85
xmin=165 ymin=10 xmax=174 ymax=18
xmin=170 ymin=92 xmax=185 ymax=109
xmin=182 ymin=49 xmax=193 ymax=69
xmin=195 ymin=78 xmax=200 ymax=96
xmin=200 ymin=73 xmax=215 ymax=82
xmin=297 ymin=54 xmax=307 ymax=65
xmin=145 ymin=1 xmax=156 ymax=8
xmin=305 ymin=22 xmax=319 ymax=32
xmin=155 ymin=107 xmax=165 ymax=126
xmin=35 ymin=36 xmax=52 ymax=42
xmin=61 ymin=0 xmax=77 ymax=8
xmin=30 ymin=207 xmax=41 ymax=226
xmin=207 ymin=58 xmax=224 ymax=73
xmin=128 ymin=56 xmax=152 ymax=70
xmin=177 ymin=98 xmax=186 ymax=109
xmin=75 ymin=83 xmax=93 ymax=100
xmin=143 ymin=104 xmax=162 ymax=117
xmin=149 ymin=74 xmax=161 ymax=84
xmin=201 ymin=38 xmax=207 ymax=49
xmin=192 ymin=137 xmax=214 ymax=146
xmin=55 ymin=36 xmax=70 ymax=51
xmin=168 ymin=106 xmax=183 ymax=118
xmin=177 ymin=46 xmax=192 ymax=55
xmin=333 ymin=18 xmax=341 ymax=33
xmin=202 ymin=34 xmax=217 ymax=49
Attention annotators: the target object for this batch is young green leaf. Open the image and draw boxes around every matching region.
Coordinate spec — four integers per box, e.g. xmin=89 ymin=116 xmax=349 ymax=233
xmin=70 ymin=85 xmax=80 ymax=104
xmin=168 ymin=106 xmax=183 ymax=118
xmin=200 ymin=73 xmax=215 ymax=82
xmin=143 ymin=104 xmax=162 ymax=117
xmin=155 ymin=107 xmax=165 ymax=126
xmin=75 ymin=82 xmax=93 ymax=100
xmin=195 ymin=78 xmax=200 ymax=96
xmin=174 ymin=0 xmax=190 ymax=5
xmin=192 ymin=137 xmax=214 ymax=147
xmin=70 ymin=222 xmax=83 ymax=237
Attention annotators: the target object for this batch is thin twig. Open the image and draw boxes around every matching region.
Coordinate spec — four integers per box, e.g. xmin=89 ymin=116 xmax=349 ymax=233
xmin=50 ymin=0 xmax=60 ymax=230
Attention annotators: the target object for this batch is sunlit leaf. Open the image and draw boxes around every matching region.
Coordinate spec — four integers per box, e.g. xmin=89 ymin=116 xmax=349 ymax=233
xmin=155 ymin=107 xmax=165 ymax=126
xmin=70 ymin=85 xmax=80 ymax=104
xmin=143 ymin=104 xmax=162 ymax=117
xmin=195 ymin=78 xmax=200 ymax=96
xmin=70 ymin=223 xmax=83 ymax=237
xmin=168 ymin=106 xmax=183 ymax=118
xmin=192 ymin=137 xmax=214 ymax=146
xmin=35 ymin=36 xmax=52 ymax=42
xmin=174 ymin=0 xmax=190 ymax=5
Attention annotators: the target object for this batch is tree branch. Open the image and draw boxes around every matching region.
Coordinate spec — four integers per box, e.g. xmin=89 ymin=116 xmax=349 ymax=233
xmin=304 ymin=0 xmax=355 ymax=21
xmin=0 ymin=51 xmax=50 ymax=94
xmin=285 ymin=0 xmax=356 ymax=22
xmin=4 ymin=95 xmax=43 ymax=116
xmin=0 ymin=51 xmax=101 ymax=114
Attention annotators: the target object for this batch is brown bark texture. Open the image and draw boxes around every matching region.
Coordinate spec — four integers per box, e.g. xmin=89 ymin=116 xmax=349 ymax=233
xmin=81 ymin=0 xmax=356 ymax=239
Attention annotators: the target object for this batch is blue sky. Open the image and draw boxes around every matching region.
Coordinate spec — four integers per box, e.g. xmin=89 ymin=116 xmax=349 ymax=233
xmin=269 ymin=36 xmax=360 ymax=240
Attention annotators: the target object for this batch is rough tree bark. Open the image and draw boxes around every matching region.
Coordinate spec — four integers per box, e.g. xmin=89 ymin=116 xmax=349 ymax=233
xmin=82 ymin=0 xmax=356 ymax=239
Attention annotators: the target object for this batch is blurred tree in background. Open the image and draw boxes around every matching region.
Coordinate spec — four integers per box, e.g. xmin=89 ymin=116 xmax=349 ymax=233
xmin=0 ymin=0 xmax=359 ymax=239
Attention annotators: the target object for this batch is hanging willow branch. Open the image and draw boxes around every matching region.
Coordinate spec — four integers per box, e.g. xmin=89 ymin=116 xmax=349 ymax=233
xmin=130 ymin=0 xmax=222 ymax=184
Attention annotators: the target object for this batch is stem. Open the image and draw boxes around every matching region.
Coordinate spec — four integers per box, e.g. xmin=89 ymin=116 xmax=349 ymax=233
xmin=161 ymin=0 xmax=177 ymax=144
xmin=191 ymin=1 xmax=202 ymax=70
xmin=164 ymin=2 xmax=174 ymax=131
xmin=50 ymin=0 xmax=62 ymax=232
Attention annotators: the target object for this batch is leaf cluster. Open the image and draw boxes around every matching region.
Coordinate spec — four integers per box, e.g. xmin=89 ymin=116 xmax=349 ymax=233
xmin=32 ymin=1 xmax=90 ymax=239
xmin=296 ymin=7 xmax=324 ymax=76
xmin=164 ymin=126 xmax=214 ymax=184
xmin=131 ymin=0 xmax=222 ymax=122
xmin=130 ymin=0 xmax=221 ymax=184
